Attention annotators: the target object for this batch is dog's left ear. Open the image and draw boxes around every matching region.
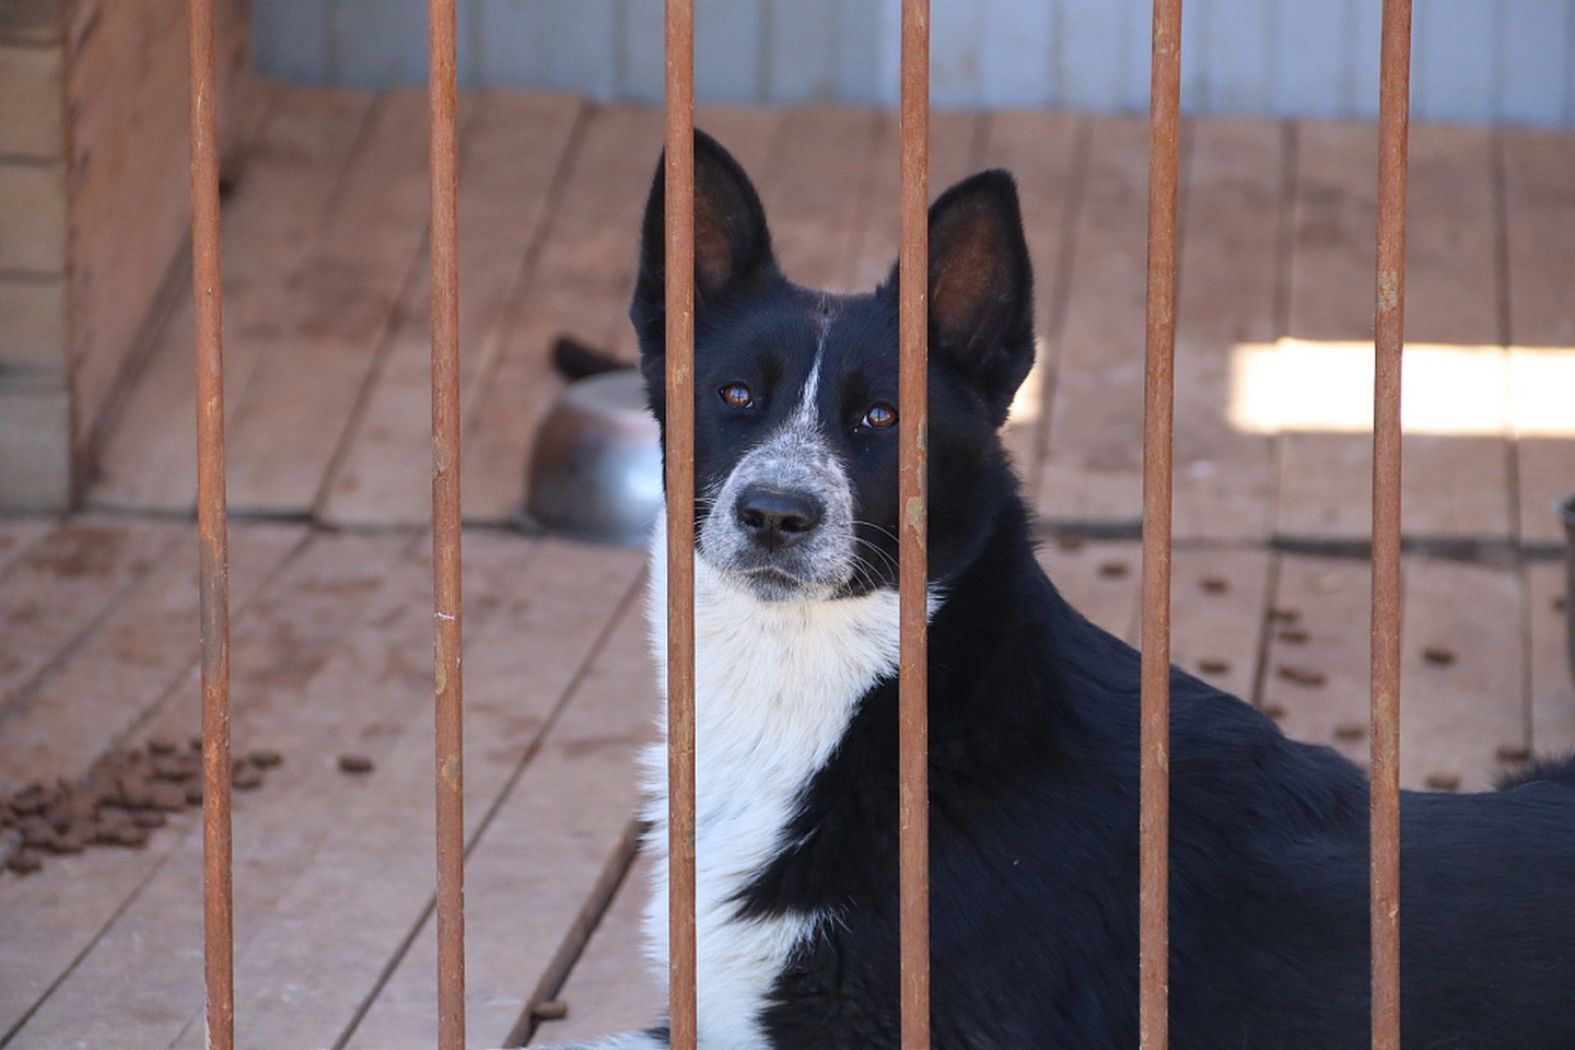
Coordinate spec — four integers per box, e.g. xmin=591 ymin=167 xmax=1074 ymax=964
xmin=883 ymin=170 xmax=1035 ymax=427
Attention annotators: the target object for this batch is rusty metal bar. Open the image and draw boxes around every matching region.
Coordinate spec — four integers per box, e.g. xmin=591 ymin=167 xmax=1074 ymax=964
xmin=664 ymin=2 xmax=699 ymax=1048
xmin=185 ymin=0 xmax=233 ymax=1046
xmin=427 ymin=0 xmax=466 ymax=1045
xmin=1371 ymin=1 xmax=1412 ymax=1047
xmin=1140 ymin=0 xmax=1183 ymax=1046
xmin=898 ymin=1 xmax=931 ymax=1047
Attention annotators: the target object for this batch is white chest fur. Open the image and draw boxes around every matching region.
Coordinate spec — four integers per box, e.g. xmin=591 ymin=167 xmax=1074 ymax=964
xmin=637 ymin=528 xmax=904 ymax=1048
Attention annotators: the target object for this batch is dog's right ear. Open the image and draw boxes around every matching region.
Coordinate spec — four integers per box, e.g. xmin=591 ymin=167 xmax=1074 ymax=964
xmin=629 ymin=130 xmax=775 ymax=369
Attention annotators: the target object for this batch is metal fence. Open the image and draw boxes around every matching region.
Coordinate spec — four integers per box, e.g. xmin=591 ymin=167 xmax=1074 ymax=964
xmin=184 ymin=0 xmax=1413 ymax=1045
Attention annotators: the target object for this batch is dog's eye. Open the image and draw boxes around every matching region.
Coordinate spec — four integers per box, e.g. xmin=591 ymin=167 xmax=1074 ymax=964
xmin=862 ymin=402 xmax=898 ymax=429
xmin=719 ymin=383 xmax=754 ymax=409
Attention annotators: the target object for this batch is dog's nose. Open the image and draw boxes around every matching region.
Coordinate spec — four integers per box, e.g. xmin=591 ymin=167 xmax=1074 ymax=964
xmin=736 ymin=486 xmax=824 ymax=551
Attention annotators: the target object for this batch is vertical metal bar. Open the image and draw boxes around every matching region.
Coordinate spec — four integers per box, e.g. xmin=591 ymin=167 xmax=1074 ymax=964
xmin=898 ymin=2 xmax=931 ymax=1048
xmin=664 ymin=2 xmax=699 ymax=1048
xmin=1371 ymin=2 xmax=1412 ymax=1048
xmin=428 ymin=0 xmax=466 ymax=1045
xmin=1140 ymin=0 xmax=1183 ymax=1047
xmin=185 ymin=0 xmax=233 ymax=1046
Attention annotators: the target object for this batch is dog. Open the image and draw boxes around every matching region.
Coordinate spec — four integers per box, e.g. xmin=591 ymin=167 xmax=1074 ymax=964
xmin=543 ymin=131 xmax=1575 ymax=1049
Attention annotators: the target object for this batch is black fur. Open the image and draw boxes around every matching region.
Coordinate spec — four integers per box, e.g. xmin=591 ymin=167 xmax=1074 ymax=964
xmin=624 ymin=132 xmax=1575 ymax=1048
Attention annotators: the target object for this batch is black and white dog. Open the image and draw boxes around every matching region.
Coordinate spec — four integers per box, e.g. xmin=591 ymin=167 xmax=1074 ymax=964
xmin=550 ymin=132 xmax=1575 ymax=1049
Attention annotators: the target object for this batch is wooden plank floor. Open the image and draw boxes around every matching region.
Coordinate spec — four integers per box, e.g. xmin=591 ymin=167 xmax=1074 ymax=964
xmin=2 ymin=90 xmax=1572 ymax=1048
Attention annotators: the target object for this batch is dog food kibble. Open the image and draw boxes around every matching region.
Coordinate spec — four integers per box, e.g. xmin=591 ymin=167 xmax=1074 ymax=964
xmin=532 ymin=1000 xmax=570 ymax=1022
xmin=152 ymin=756 xmax=189 ymax=781
xmin=1201 ymin=576 xmax=1228 ymax=594
xmin=132 ymin=810 xmax=168 ymax=830
xmin=189 ymin=736 xmax=205 ymax=753
xmin=149 ymin=783 xmax=188 ymax=811
xmin=249 ymin=749 xmax=284 ymax=769
xmin=1276 ymin=665 xmax=1326 ymax=687
xmin=147 ymin=737 xmax=178 ymax=756
xmin=232 ymin=766 xmax=264 ymax=791
xmin=1555 ymin=594 xmax=1567 ymax=613
xmin=184 ymin=780 xmax=204 ymax=805
xmin=1277 ymin=628 xmax=1310 ymax=644
xmin=1496 ymin=744 xmax=1532 ymax=763
xmin=1261 ymin=703 xmax=1287 ymax=720
xmin=6 ymin=850 xmax=42 ymax=875
xmin=1197 ymin=657 xmax=1231 ymax=675
xmin=1055 ymin=534 xmax=1085 ymax=552
xmin=1269 ymin=607 xmax=1301 ymax=623
xmin=338 ymin=754 xmax=375 ymax=775
xmin=1333 ymin=723 xmax=1366 ymax=742
xmin=1098 ymin=561 xmax=1130 ymax=579
xmin=1425 ymin=772 xmax=1461 ymax=791
xmin=1421 ymin=646 xmax=1456 ymax=667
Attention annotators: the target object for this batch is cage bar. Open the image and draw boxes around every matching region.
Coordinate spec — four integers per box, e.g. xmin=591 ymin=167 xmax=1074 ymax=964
xmin=427 ymin=0 xmax=467 ymax=1045
xmin=185 ymin=0 xmax=235 ymax=1046
xmin=1370 ymin=1 xmax=1412 ymax=1047
xmin=897 ymin=1 xmax=932 ymax=1047
xmin=1139 ymin=0 xmax=1183 ymax=1046
xmin=664 ymin=2 xmax=700 ymax=1047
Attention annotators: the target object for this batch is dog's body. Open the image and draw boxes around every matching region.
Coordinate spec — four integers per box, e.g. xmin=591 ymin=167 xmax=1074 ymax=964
xmin=549 ymin=134 xmax=1575 ymax=1049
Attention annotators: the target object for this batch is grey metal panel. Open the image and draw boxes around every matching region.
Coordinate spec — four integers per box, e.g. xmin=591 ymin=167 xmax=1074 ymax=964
xmin=1498 ymin=0 xmax=1571 ymax=124
xmin=254 ymin=0 xmax=332 ymax=83
xmin=251 ymin=0 xmax=1575 ymax=126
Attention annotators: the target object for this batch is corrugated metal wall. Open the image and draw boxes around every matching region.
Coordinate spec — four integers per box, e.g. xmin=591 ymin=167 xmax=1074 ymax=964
xmin=256 ymin=0 xmax=1575 ymax=125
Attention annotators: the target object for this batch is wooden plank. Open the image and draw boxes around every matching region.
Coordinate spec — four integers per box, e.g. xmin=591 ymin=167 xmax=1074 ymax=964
xmin=160 ymin=538 xmax=644 ymax=1050
xmin=1395 ymin=557 xmax=1525 ymax=791
xmin=88 ymin=88 xmax=376 ymax=512
xmin=1172 ymin=118 xmax=1282 ymax=543
xmin=0 ymin=383 xmax=70 ymax=510
xmin=0 ymin=516 xmax=53 ymax=577
xmin=0 ymin=522 xmax=305 ymax=785
xmin=0 ymin=519 xmax=176 ymax=716
xmin=1170 ymin=547 xmax=1274 ymax=702
xmin=0 ymin=42 xmax=63 ymax=159
xmin=218 ymin=91 xmax=478 ymax=516
xmin=64 ymin=0 xmax=252 ymax=452
xmin=460 ymin=103 xmax=666 ymax=524
xmin=0 ymin=530 xmax=483 ymax=1047
xmin=0 ymin=162 xmax=66 ymax=272
xmin=1528 ymin=562 xmax=1575 ymax=754
xmin=344 ymin=577 xmax=655 ymax=1048
xmin=1263 ymin=553 xmax=1526 ymax=790
xmin=0 ymin=531 xmax=424 ymax=1046
xmin=1399 ymin=124 xmax=1511 ymax=547
xmin=1502 ymin=128 xmax=1575 ymax=550
xmin=527 ymin=852 xmax=659 ymax=1047
xmin=1035 ymin=538 xmax=1140 ymax=645
xmin=763 ymin=105 xmax=881 ymax=289
xmin=1276 ymin=120 xmax=1510 ymax=547
xmin=0 ymin=275 xmax=66 ymax=376
xmin=1036 ymin=115 xmax=1159 ymax=529
xmin=316 ymin=92 xmax=584 ymax=528
xmin=979 ymin=110 xmax=1084 ymax=499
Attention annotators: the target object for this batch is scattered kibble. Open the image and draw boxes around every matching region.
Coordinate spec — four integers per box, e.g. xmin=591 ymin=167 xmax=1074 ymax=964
xmin=1201 ymin=576 xmax=1228 ymax=595
xmin=1333 ymin=723 xmax=1366 ymax=742
xmin=5 ymin=851 xmax=42 ymax=876
xmin=1197 ymin=657 xmax=1231 ymax=675
xmin=1055 ymin=534 xmax=1086 ymax=552
xmin=1261 ymin=703 xmax=1287 ymax=720
xmin=249 ymin=749 xmax=284 ymax=769
xmin=1496 ymin=744 xmax=1531 ymax=763
xmin=532 ymin=1000 xmax=570 ymax=1022
xmin=1421 ymin=646 xmax=1456 ymax=667
xmin=338 ymin=754 xmax=376 ymax=775
xmin=1277 ymin=628 xmax=1309 ymax=644
xmin=1098 ymin=561 xmax=1130 ymax=579
xmin=1276 ymin=665 xmax=1326 ymax=687
xmin=1269 ymin=607 xmax=1302 ymax=623
xmin=1425 ymin=773 xmax=1461 ymax=792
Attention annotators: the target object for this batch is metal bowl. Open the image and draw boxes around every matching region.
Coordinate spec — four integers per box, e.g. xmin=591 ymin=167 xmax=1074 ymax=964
xmin=525 ymin=369 xmax=662 ymax=547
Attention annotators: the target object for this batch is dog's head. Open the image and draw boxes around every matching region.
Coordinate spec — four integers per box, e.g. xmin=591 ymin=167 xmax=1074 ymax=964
xmin=632 ymin=131 xmax=1034 ymax=603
